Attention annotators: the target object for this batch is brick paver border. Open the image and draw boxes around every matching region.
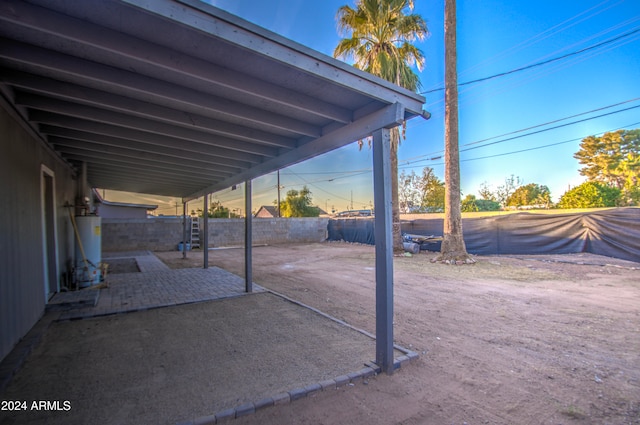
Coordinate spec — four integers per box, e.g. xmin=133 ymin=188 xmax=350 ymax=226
xmin=176 ymin=290 xmax=420 ymax=425
xmin=177 ymin=352 xmax=419 ymax=425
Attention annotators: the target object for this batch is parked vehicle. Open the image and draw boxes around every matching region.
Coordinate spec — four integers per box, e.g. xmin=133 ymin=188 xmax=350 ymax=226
xmin=333 ymin=209 xmax=374 ymax=217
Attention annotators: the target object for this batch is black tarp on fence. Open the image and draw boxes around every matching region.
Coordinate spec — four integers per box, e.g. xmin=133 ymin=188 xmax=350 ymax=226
xmin=327 ymin=208 xmax=640 ymax=263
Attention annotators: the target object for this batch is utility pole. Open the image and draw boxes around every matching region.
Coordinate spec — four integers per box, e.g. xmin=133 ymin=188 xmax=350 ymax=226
xmin=277 ymin=170 xmax=281 ymax=217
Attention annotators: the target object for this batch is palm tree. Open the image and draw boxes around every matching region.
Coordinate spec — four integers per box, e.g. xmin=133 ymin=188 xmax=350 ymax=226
xmin=334 ymin=0 xmax=428 ymax=253
xmin=434 ymin=0 xmax=474 ymax=263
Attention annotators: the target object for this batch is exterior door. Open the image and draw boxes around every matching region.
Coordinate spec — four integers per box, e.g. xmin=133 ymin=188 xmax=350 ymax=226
xmin=42 ymin=166 xmax=58 ymax=300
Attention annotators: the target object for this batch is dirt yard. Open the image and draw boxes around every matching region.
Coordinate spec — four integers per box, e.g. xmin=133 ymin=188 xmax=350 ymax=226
xmin=156 ymin=243 xmax=640 ymax=424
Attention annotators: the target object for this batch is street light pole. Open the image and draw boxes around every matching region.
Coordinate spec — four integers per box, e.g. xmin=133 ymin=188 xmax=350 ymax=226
xmin=277 ymin=170 xmax=281 ymax=217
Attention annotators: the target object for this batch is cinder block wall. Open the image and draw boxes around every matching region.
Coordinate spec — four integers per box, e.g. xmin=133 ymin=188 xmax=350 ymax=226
xmin=102 ymin=217 xmax=183 ymax=251
xmin=102 ymin=217 xmax=329 ymax=251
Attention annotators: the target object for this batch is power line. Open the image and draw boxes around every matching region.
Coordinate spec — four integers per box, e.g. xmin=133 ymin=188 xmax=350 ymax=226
xmin=285 ymin=168 xmax=370 ymax=207
xmin=460 ymin=105 xmax=640 ymax=152
xmin=399 ymin=120 xmax=640 ymax=170
xmin=452 ymin=0 xmax=622 ymax=84
xmin=461 ymin=104 xmax=640 ymax=153
xmin=279 ymin=168 xmax=370 ymax=176
xmin=421 ymin=26 xmax=640 ymax=94
xmin=464 ymin=99 xmax=640 ymax=147
xmin=462 ymin=120 xmax=640 ymax=163
xmin=400 ymin=98 xmax=640 ymax=163
xmin=405 ymin=97 xmax=640 ymax=160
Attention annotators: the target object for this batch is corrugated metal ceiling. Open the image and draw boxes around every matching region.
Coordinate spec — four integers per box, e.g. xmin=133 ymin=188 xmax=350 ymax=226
xmin=0 ymin=0 xmax=426 ymax=201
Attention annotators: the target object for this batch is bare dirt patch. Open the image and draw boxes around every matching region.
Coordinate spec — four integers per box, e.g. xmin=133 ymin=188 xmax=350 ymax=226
xmin=155 ymin=243 xmax=640 ymax=424
xmin=103 ymin=258 xmax=139 ymax=274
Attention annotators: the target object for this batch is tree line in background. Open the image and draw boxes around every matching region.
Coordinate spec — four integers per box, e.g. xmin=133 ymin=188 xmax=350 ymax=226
xmin=275 ymin=186 xmax=323 ymax=217
xmin=192 ymin=201 xmax=242 ymax=218
xmin=401 ymin=129 xmax=639 ymax=212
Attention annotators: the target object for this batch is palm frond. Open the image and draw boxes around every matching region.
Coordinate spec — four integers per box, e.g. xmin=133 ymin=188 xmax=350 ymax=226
xmin=334 ymin=0 xmax=428 ymax=93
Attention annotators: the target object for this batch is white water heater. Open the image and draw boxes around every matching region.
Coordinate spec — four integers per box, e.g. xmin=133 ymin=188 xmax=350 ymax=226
xmin=75 ymin=215 xmax=102 ymax=287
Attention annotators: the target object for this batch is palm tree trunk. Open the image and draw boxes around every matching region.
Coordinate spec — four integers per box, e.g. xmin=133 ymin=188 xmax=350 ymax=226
xmin=390 ymin=129 xmax=403 ymax=254
xmin=436 ymin=0 xmax=474 ymax=263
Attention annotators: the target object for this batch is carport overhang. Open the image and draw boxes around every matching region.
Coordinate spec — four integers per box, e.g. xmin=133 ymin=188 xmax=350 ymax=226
xmin=0 ymin=0 xmax=427 ymax=373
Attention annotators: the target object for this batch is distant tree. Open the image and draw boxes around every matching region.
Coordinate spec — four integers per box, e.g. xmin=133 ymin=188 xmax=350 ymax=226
xmin=201 ymin=201 xmax=239 ymax=218
xmin=478 ymin=181 xmax=496 ymax=202
xmin=506 ymin=183 xmax=551 ymax=208
xmin=398 ymin=167 xmax=446 ymax=212
xmin=557 ymin=181 xmax=621 ymax=209
xmin=574 ymin=129 xmax=640 ymax=205
xmin=462 ymin=194 xmax=500 ymax=212
xmin=461 ymin=194 xmax=478 ymax=212
xmin=277 ymin=186 xmax=320 ymax=217
xmin=399 ymin=170 xmax=421 ymax=213
xmin=417 ymin=167 xmax=445 ymax=212
xmin=495 ymin=175 xmax=522 ymax=207
xmin=422 ymin=180 xmax=445 ymax=212
xmin=193 ymin=202 xmax=239 ymax=218
xmin=476 ymin=199 xmax=501 ymax=211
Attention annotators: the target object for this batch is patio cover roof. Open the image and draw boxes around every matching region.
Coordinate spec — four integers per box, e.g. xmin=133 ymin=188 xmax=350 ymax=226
xmin=0 ymin=0 xmax=426 ymax=201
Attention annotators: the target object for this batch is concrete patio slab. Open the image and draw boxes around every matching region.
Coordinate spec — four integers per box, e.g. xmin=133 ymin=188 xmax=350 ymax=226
xmin=56 ymin=252 xmax=265 ymax=321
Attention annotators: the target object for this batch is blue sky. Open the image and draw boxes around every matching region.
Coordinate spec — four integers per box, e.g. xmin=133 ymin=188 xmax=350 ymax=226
xmin=107 ymin=0 xmax=640 ymax=215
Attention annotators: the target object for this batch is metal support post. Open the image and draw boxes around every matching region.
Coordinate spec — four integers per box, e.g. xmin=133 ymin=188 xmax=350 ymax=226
xmin=182 ymin=201 xmax=187 ymax=259
xmin=244 ymin=180 xmax=253 ymax=293
xmin=372 ymin=127 xmax=394 ymax=374
xmin=203 ymin=194 xmax=208 ymax=269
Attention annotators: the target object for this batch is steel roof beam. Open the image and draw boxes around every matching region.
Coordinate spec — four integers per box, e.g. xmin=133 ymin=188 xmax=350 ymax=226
xmin=42 ymin=127 xmax=248 ymax=173
xmin=85 ymin=165 xmax=223 ymax=185
xmin=31 ymin=113 xmax=259 ymax=166
xmin=0 ymin=38 xmax=322 ymax=137
xmin=18 ymin=94 xmax=279 ymax=158
xmin=86 ymin=177 xmax=197 ymax=197
xmin=49 ymin=136 xmax=232 ymax=177
xmin=127 ymin=0 xmax=425 ymax=115
xmin=2 ymin=71 xmax=298 ymax=149
xmin=87 ymin=168 xmax=210 ymax=187
xmin=0 ymin=0 xmax=353 ymax=124
xmin=51 ymin=142 xmax=237 ymax=174
xmin=62 ymin=153 xmax=230 ymax=179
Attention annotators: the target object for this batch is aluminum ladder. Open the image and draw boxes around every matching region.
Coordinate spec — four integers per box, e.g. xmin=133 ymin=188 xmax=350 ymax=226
xmin=190 ymin=217 xmax=201 ymax=249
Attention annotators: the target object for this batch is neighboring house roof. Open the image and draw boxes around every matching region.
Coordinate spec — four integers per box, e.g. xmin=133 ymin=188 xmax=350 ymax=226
xmin=92 ymin=189 xmax=157 ymax=210
xmin=254 ymin=206 xmax=278 ymax=218
xmin=0 ymin=0 xmax=426 ymax=199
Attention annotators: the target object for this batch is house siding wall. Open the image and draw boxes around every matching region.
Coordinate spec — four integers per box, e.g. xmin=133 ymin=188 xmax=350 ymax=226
xmin=0 ymin=105 xmax=76 ymax=362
